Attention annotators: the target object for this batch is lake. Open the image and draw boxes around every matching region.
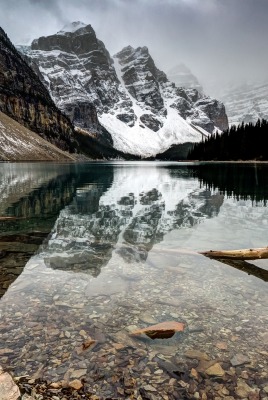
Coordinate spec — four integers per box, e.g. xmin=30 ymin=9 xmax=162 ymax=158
xmin=0 ymin=161 xmax=267 ymax=398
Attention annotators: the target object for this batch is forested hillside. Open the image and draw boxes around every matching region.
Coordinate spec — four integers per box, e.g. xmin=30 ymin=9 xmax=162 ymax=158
xmin=188 ymin=119 xmax=268 ymax=160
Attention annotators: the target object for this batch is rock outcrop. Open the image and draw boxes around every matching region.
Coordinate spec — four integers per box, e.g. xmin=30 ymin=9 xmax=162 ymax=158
xmin=0 ymin=27 xmax=75 ymax=152
xmin=0 ymin=111 xmax=75 ymax=161
xmin=219 ymin=81 xmax=268 ymax=126
xmin=18 ymin=22 xmax=229 ymax=157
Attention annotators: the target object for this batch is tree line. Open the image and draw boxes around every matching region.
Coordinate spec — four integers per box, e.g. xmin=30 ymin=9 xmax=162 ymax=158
xmin=188 ymin=119 xmax=268 ymax=160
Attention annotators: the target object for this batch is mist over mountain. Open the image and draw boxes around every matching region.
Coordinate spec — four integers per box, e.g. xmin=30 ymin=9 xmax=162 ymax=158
xmin=1 ymin=0 xmax=268 ymax=96
xmin=218 ymin=81 xmax=268 ymax=126
xmin=167 ymin=64 xmax=203 ymax=94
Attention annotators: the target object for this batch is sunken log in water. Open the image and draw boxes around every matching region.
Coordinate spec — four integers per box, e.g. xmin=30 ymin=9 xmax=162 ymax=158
xmin=213 ymin=259 xmax=268 ymax=283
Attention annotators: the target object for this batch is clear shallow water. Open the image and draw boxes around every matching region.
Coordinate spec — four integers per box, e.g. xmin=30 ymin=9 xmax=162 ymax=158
xmin=0 ymin=162 xmax=267 ymax=397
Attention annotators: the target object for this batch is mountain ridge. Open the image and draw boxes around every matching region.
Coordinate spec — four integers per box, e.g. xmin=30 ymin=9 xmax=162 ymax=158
xmin=0 ymin=26 xmax=76 ymax=153
xmin=18 ymin=22 xmax=228 ymax=157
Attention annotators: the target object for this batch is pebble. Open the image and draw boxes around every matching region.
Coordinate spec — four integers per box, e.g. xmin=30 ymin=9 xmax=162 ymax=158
xmin=71 ymin=369 xmax=87 ymax=379
xmin=144 ymin=384 xmax=157 ymax=392
xmin=68 ymin=379 xmax=83 ymax=390
xmin=235 ymin=379 xmax=255 ymax=398
xmin=231 ymin=353 xmax=250 ymax=366
xmin=185 ymin=349 xmax=210 ymax=361
xmin=205 ymin=363 xmax=225 ymax=377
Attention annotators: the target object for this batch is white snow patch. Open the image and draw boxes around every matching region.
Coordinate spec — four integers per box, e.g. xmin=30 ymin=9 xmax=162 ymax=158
xmin=58 ymin=21 xmax=87 ymax=34
xmin=99 ymin=107 xmax=201 ymax=157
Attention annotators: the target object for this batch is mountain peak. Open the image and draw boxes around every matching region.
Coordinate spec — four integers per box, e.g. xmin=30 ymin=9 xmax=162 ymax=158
xmin=58 ymin=21 xmax=87 ymax=34
xmin=114 ymin=45 xmax=134 ymax=59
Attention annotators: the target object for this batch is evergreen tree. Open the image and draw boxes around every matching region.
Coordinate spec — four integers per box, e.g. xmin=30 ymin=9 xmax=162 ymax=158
xmin=187 ymin=119 xmax=268 ymax=161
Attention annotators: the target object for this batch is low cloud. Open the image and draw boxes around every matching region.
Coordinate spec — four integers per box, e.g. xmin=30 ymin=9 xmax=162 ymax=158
xmin=1 ymin=0 xmax=267 ymax=95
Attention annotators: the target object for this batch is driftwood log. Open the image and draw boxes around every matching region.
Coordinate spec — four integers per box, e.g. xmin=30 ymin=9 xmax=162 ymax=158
xmin=115 ymin=243 xmax=268 ymax=282
xmin=200 ymin=247 xmax=268 ymax=282
xmin=200 ymin=247 xmax=268 ymax=260
xmin=212 ymin=259 xmax=268 ymax=282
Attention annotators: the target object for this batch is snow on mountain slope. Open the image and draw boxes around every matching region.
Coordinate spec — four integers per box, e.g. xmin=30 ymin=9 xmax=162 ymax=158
xmin=58 ymin=21 xmax=87 ymax=34
xmin=219 ymin=81 xmax=268 ymax=126
xmin=18 ymin=22 xmax=228 ymax=157
xmin=99 ymin=98 xmax=200 ymax=156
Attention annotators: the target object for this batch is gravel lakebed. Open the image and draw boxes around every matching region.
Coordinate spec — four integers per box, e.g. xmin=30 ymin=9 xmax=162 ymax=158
xmin=0 ymin=249 xmax=267 ymax=399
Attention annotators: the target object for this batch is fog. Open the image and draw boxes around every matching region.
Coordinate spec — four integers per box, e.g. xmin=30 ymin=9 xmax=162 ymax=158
xmin=1 ymin=0 xmax=268 ymax=95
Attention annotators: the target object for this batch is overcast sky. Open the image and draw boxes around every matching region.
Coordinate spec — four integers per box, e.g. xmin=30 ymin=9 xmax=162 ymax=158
xmin=1 ymin=0 xmax=268 ymax=95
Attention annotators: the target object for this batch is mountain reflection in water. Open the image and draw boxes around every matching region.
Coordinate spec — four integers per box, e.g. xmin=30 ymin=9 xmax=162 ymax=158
xmin=0 ymin=162 xmax=268 ymax=287
xmin=41 ymin=166 xmax=224 ymax=276
xmin=0 ymin=163 xmax=114 ymax=295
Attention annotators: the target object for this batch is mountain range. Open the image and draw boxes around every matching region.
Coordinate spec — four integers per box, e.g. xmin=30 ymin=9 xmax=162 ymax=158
xmin=16 ymin=21 xmax=228 ymax=158
xmin=4 ymin=21 xmax=266 ymax=160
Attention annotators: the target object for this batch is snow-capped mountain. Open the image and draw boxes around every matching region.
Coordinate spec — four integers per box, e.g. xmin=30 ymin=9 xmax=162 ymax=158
xmin=167 ymin=64 xmax=204 ymax=94
xmin=219 ymin=81 xmax=268 ymax=126
xmin=18 ymin=22 xmax=228 ymax=157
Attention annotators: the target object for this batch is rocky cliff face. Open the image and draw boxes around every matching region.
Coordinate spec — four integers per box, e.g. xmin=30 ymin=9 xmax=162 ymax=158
xmin=0 ymin=27 xmax=75 ymax=152
xmin=219 ymin=81 xmax=268 ymax=126
xmin=0 ymin=111 xmax=75 ymax=161
xmin=114 ymin=46 xmax=228 ymax=135
xmin=19 ymin=22 xmax=228 ymax=157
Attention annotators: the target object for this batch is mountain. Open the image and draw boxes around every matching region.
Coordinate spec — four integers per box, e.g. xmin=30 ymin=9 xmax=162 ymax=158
xmin=219 ymin=81 xmax=268 ymax=126
xmin=0 ymin=27 xmax=76 ymax=154
xmin=167 ymin=64 xmax=204 ymax=93
xmin=19 ymin=22 xmax=228 ymax=157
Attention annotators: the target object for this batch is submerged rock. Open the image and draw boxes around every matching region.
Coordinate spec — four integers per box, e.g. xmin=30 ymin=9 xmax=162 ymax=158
xmin=235 ymin=378 xmax=257 ymax=398
xmin=69 ymin=379 xmax=83 ymax=390
xmin=184 ymin=349 xmax=210 ymax=361
xmin=205 ymin=363 xmax=225 ymax=377
xmin=0 ymin=366 xmax=20 ymax=400
xmin=230 ymin=353 xmax=250 ymax=367
xmin=130 ymin=321 xmax=185 ymax=339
